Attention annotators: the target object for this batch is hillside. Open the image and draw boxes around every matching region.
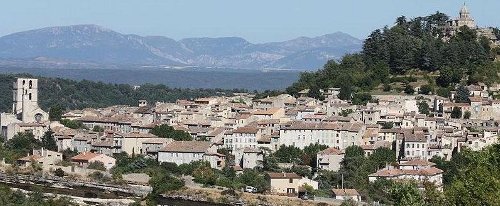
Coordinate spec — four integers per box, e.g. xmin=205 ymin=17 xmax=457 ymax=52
xmin=287 ymin=12 xmax=500 ymax=100
xmin=0 ymin=25 xmax=362 ymax=70
xmin=0 ymin=74 xmax=242 ymax=112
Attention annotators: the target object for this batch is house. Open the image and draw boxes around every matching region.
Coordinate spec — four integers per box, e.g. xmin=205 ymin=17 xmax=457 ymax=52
xmin=157 ymin=141 xmax=225 ymax=169
xmin=71 ymin=152 xmax=116 ymax=170
xmin=141 ymin=138 xmax=173 ymax=158
xmin=267 ymin=172 xmax=318 ymax=195
xmin=368 ymin=159 xmax=443 ymax=190
xmin=331 ymin=189 xmax=362 ymax=202
xmin=233 ymin=147 xmax=264 ymax=169
xmin=17 ymin=148 xmax=62 ymax=170
xmin=317 ymin=147 xmax=344 ymax=171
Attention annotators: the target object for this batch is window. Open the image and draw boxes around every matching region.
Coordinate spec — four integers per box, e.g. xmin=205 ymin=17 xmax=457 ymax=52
xmin=289 ymin=178 xmax=293 ymax=183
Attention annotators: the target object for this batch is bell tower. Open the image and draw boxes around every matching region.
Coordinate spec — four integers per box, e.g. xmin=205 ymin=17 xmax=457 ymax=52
xmin=13 ymin=78 xmax=39 ymax=116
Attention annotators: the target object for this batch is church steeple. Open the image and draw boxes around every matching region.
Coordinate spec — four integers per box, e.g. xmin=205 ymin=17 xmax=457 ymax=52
xmin=459 ymin=3 xmax=469 ymax=19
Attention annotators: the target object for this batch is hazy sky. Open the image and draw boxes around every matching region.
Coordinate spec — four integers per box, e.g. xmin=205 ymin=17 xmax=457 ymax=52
xmin=1 ymin=0 xmax=498 ymax=43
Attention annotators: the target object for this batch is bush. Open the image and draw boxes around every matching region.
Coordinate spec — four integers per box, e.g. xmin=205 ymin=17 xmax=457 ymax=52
xmin=88 ymin=161 xmax=106 ymax=171
xmin=54 ymin=168 xmax=65 ymax=177
xmin=419 ymin=84 xmax=433 ymax=95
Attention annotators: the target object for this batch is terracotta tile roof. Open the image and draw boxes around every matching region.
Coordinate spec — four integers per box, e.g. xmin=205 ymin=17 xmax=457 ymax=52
xmin=117 ymin=132 xmax=158 ymax=138
xmin=267 ymin=172 xmax=302 ymax=179
xmin=159 ymin=141 xmax=212 ymax=153
xmin=71 ymin=152 xmax=100 ymax=162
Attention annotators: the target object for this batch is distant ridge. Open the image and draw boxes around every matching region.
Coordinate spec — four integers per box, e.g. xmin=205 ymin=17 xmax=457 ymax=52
xmin=0 ymin=25 xmax=362 ymax=70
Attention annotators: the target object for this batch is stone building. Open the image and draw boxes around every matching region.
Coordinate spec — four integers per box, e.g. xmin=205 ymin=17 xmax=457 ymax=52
xmin=0 ymin=78 xmax=49 ymax=140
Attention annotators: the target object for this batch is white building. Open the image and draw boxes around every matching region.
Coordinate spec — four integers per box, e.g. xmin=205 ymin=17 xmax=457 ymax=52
xmin=157 ymin=141 xmax=225 ymax=169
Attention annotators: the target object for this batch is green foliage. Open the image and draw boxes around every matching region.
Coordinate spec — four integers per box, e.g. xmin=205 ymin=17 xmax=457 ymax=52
xmin=463 ymin=111 xmax=471 ymax=119
xmin=149 ymin=172 xmax=185 ymax=196
xmin=419 ymin=84 xmax=433 ymax=95
xmin=389 ymin=181 xmax=424 ymax=206
xmin=443 ymin=145 xmax=500 ymax=205
xmin=302 ymin=143 xmax=329 ymax=168
xmin=253 ymin=90 xmax=283 ymax=100
xmin=351 ymin=92 xmax=372 ymax=105
xmin=404 ymin=83 xmax=415 ymax=94
xmin=238 ymin=169 xmax=270 ymax=192
xmin=455 ymin=85 xmax=470 ymax=103
xmin=417 ymin=101 xmax=430 ymax=115
xmin=88 ymin=161 xmax=107 ymax=171
xmin=340 ymin=109 xmax=353 ymax=117
xmin=54 ymin=168 xmax=65 ymax=177
xmin=381 ymin=122 xmax=394 ymax=129
xmin=92 ymin=125 xmax=104 ymax=132
xmin=41 ymin=130 xmax=58 ymax=151
xmin=49 ymin=105 xmax=64 ymax=121
xmin=450 ymin=107 xmax=462 ymax=119
xmin=60 ymin=119 xmax=86 ymax=129
xmin=1 ymin=132 xmax=41 ymax=163
xmin=272 ymin=145 xmax=304 ymax=164
xmin=287 ymin=14 xmax=498 ymax=98
xmin=193 ymin=165 xmax=218 ymax=185
xmin=150 ymin=124 xmax=192 ymax=141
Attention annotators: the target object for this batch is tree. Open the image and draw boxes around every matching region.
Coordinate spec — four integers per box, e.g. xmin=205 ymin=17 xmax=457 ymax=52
xmin=463 ymin=111 xmax=471 ymax=119
xmin=302 ymin=143 xmax=328 ymax=168
xmin=450 ymin=107 xmax=462 ymax=119
xmin=389 ymin=182 xmax=424 ymax=206
xmin=455 ymin=85 xmax=470 ymax=103
xmin=149 ymin=173 xmax=185 ymax=196
xmin=49 ymin=105 xmax=64 ymax=121
xmin=150 ymin=124 xmax=192 ymax=141
xmin=308 ymin=86 xmax=325 ymax=101
xmin=352 ymin=93 xmax=372 ymax=105
xmin=417 ymin=101 xmax=430 ymax=115
xmin=273 ymin=145 xmax=304 ymax=164
xmin=88 ymin=161 xmax=106 ymax=171
xmin=60 ymin=119 xmax=86 ymax=129
xmin=54 ymin=168 xmax=65 ymax=177
xmin=239 ymin=169 xmax=270 ymax=192
xmin=193 ymin=165 xmax=217 ymax=185
xmin=41 ymin=130 xmax=57 ymax=151
xmin=92 ymin=125 xmax=104 ymax=132
xmin=382 ymin=122 xmax=394 ymax=129
xmin=419 ymin=84 xmax=433 ymax=95
xmin=404 ymin=83 xmax=415 ymax=94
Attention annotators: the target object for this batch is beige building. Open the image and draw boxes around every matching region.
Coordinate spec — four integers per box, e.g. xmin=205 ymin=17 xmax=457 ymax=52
xmin=157 ymin=141 xmax=225 ymax=169
xmin=71 ymin=152 xmax=116 ymax=170
xmin=317 ymin=147 xmax=344 ymax=171
xmin=17 ymin=148 xmax=62 ymax=170
xmin=267 ymin=172 xmax=318 ymax=195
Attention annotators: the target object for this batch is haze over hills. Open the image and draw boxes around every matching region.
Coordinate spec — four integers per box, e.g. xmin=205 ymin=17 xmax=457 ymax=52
xmin=0 ymin=24 xmax=362 ymax=70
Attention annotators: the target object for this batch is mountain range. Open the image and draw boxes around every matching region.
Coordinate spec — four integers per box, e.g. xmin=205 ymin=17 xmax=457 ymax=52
xmin=0 ymin=24 xmax=362 ymax=70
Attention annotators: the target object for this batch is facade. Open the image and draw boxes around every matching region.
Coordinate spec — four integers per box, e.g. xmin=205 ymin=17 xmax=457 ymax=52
xmin=369 ymin=159 xmax=443 ymax=190
xmin=267 ymin=172 xmax=319 ymax=195
xmin=317 ymin=147 xmax=344 ymax=171
xmin=0 ymin=78 xmax=49 ymax=140
xmin=157 ymin=141 xmax=225 ymax=169
xmin=71 ymin=152 xmax=116 ymax=170
xmin=17 ymin=148 xmax=62 ymax=170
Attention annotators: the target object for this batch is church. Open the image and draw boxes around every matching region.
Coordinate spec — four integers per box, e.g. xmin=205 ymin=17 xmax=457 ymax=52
xmin=0 ymin=78 xmax=50 ymax=140
xmin=443 ymin=4 xmax=498 ymax=45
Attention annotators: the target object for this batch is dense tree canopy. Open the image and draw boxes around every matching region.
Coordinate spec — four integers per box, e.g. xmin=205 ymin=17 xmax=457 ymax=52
xmin=286 ymin=13 xmax=499 ymax=100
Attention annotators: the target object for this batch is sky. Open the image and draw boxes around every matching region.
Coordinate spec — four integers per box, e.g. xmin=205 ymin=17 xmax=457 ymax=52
xmin=0 ymin=0 xmax=499 ymax=43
